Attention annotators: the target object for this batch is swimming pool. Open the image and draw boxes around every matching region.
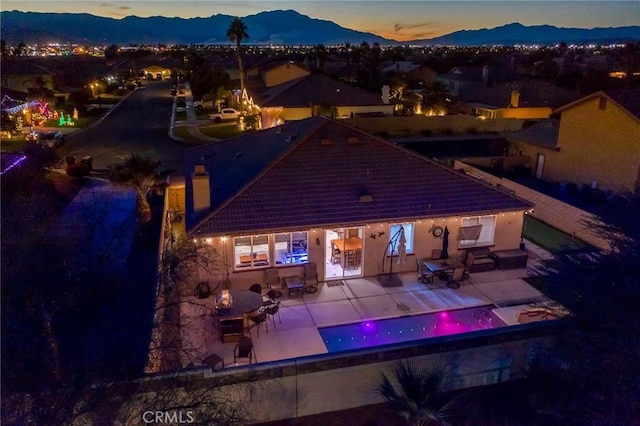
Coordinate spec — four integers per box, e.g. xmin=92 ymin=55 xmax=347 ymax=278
xmin=319 ymin=306 xmax=508 ymax=353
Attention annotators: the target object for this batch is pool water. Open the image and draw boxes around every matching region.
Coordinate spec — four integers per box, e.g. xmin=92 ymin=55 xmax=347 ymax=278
xmin=319 ymin=306 xmax=507 ymax=353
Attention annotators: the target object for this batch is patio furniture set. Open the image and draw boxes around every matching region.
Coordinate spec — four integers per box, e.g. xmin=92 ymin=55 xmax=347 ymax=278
xmin=417 ymin=247 xmax=528 ymax=289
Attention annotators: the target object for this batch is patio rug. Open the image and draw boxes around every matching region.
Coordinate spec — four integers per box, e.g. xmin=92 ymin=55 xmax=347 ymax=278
xmin=326 ymin=280 xmax=346 ymax=287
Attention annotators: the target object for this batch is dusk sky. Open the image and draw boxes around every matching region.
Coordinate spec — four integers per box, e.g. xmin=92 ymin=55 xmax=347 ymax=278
xmin=3 ymin=1 xmax=639 ymax=41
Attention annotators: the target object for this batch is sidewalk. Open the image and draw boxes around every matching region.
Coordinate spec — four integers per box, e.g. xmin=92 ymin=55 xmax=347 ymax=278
xmin=169 ymin=83 xmax=220 ymax=143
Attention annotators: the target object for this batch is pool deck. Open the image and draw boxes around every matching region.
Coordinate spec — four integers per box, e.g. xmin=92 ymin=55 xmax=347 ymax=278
xmin=174 ymin=241 xmax=558 ymax=370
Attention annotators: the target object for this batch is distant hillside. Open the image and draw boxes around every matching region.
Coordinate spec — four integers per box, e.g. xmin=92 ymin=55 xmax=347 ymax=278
xmin=0 ymin=10 xmax=393 ymax=45
xmin=1 ymin=10 xmax=639 ymax=46
xmin=414 ymin=22 xmax=640 ymax=46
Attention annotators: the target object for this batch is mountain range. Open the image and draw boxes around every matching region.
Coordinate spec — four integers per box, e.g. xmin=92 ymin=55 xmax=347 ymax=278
xmin=1 ymin=10 xmax=639 ymax=46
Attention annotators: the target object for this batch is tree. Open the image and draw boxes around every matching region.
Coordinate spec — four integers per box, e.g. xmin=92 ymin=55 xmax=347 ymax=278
xmin=108 ymin=154 xmax=161 ymax=224
xmin=374 ymin=360 xmax=455 ymax=426
xmin=529 ymin=194 xmax=640 ymax=424
xmin=15 ymin=41 xmax=26 ymax=57
xmin=226 ymin=17 xmax=249 ymax=95
xmin=1 ymin=39 xmax=8 ymax=58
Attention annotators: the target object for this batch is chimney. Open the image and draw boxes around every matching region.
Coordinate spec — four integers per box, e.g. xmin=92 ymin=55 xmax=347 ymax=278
xmin=381 ymin=85 xmax=390 ymax=104
xmin=192 ymin=164 xmax=211 ymax=216
xmin=510 ymin=90 xmax=520 ymax=108
xmin=482 ymin=65 xmax=489 ymax=87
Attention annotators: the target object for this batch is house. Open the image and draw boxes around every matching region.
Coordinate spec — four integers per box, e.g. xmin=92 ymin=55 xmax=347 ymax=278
xmin=381 ymin=61 xmax=438 ymax=86
xmin=436 ymin=65 xmax=519 ymax=97
xmin=259 ymin=61 xmax=310 ymax=88
xmin=457 ymin=79 xmax=581 ymax=119
xmin=176 ymin=117 xmax=533 ymax=288
xmin=206 ymin=54 xmax=283 ymax=89
xmin=508 ymin=89 xmax=640 ymax=195
xmin=245 ymin=74 xmax=395 ymax=128
xmin=1 ymin=58 xmax=58 ymax=94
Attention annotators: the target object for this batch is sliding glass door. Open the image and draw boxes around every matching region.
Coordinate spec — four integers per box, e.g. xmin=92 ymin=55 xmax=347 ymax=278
xmin=324 ymin=227 xmax=364 ymax=280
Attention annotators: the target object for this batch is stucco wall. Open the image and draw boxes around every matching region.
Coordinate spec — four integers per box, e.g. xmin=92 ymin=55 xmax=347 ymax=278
xmin=216 ymin=212 xmax=526 ymax=290
xmin=345 ymin=115 xmax=526 ymax=136
xmin=542 ymin=97 xmax=640 ymax=194
xmin=502 ymin=107 xmax=553 ymax=119
xmin=263 ymin=64 xmax=309 ymax=87
xmin=454 ymin=161 xmax=612 ymax=251
xmin=133 ymin=330 xmax=552 ymax=424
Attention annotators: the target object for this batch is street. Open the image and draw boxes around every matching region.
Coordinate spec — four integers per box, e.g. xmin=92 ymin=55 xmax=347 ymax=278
xmin=60 ymin=79 xmax=189 ymax=175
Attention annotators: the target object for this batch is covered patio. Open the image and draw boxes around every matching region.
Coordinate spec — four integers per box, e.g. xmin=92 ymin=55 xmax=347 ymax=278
xmin=168 ymin=239 xmax=563 ymax=370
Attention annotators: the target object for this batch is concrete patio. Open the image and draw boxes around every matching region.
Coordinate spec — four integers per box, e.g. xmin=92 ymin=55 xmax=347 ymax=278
xmin=173 ymin=240 xmax=560 ymax=370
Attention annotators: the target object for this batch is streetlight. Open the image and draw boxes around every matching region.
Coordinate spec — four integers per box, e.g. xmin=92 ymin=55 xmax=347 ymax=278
xmin=90 ymin=83 xmax=95 ymax=97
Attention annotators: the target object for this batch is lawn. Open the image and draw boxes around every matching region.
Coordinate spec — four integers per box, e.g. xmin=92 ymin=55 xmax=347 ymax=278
xmin=172 ymin=126 xmax=203 ymax=143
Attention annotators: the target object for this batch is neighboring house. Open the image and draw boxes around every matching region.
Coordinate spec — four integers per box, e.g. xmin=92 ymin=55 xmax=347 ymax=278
xmin=457 ymin=79 xmax=581 ymax=119
xmin=508 ymin=89 xmax=640 ymax=195
xmin=175 ymin=117 xmax=533 ymax=288
xmin=381 ymin=61 xmax=438 ymax=85
xmin=0 ymin=58 xmax=63 ymax=100
xmin=245 ymin=74 xmax=394 ymax=128
xmin=141 ymin=64 xmax=172 ymax=80
xmin=259 ymin=61 xmax=310 ymax=88
xmin=206 ymin=54 xmax=283 ymax=89
xmin=436 ymin=65 xmax=519 ymax=97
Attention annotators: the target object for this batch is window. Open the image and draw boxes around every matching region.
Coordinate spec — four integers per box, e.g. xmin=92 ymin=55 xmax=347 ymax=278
xmin=389 ymin=223 xmax=415 ymax=255
xmin=458 ymin=215 xmax=496 ymax=248
xmin=234 ymin=235 xmax=270 ymax=268
xmin=274 ymin=232 xmax=308 ymax=265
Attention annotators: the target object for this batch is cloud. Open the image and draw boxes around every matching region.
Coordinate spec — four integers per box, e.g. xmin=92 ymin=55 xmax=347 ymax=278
xmin=98 ymin=3 xmax=131 ymax=11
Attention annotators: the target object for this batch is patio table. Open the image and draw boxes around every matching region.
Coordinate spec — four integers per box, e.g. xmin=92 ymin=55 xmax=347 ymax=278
xmin=282 ymin=275 xmax=305 ymax=297
xmin=422 ymin=258 xmax=464 ymax=288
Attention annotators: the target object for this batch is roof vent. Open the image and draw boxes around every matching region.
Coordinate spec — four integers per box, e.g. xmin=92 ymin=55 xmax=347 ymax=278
xmin=320 ymin=138 xmax=334 ymax=145
xmin=359 ymin=194 xmax=374 ymax=204
xmin=348 ymin=136 xmax=360 ymax=145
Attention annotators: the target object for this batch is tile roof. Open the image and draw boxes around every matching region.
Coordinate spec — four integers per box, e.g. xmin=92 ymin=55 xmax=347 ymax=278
xmin=604 ymin=89 xmax=640 ymax=121
xmin=251 ymin=74 xmax=387 ymax=108
xmin=555 ymin=89 xmax=640 ymax=122
xmin=507 ymin=119 xmax=560 ymax=150
xmin=186 ymin=117 xmax=533 ymax=236
xmin=458 ymin=79 xmax=581 ymax=109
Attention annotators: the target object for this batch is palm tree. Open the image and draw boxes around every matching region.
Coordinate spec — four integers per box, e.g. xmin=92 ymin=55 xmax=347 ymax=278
xmin=226 ymin=17 xmax=249 ymax=95
xmin=108 ymin=154 xmax=161 ymax=223
xmin=374 ymin=360 xmax=455 ymax=426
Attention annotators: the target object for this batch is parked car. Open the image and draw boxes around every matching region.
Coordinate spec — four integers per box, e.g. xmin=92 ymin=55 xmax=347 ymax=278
xmin=209 ymin=108 xmax=242 ymax=122
xmin=193 ymin=100 xmax=214 ymax=110
xmin=38 ymin=131 xmax=65 ymax=148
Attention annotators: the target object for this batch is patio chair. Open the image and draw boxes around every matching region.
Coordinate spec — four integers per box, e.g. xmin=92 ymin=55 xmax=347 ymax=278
xmin=265 ymin=267 xmax=280 ymax=290
xmin=234 ymin=336 xmax=256 ymax=364
xmin=247 ymin=309 xmax=269 ymax=337
xmin=264 ymin=301 xmax=282 ymax=328
xmin=416 ymin=258 xmax=433 ymax=284
xmin=303 ymin=262 xmax=318 ymax=289
xmin=249 ymin=283 xmax=263 ymax=295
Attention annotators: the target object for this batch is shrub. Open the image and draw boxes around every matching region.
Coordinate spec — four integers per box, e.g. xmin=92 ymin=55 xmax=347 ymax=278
xmin=421 ymin=129 xmax=433 ymax=137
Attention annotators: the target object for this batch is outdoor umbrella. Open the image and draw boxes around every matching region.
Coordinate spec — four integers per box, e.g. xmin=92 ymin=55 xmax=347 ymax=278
xmin=397 ymin=226 xmax=407 ymax=264
xmin=440 ymin=226 xmax=450 ymax=259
